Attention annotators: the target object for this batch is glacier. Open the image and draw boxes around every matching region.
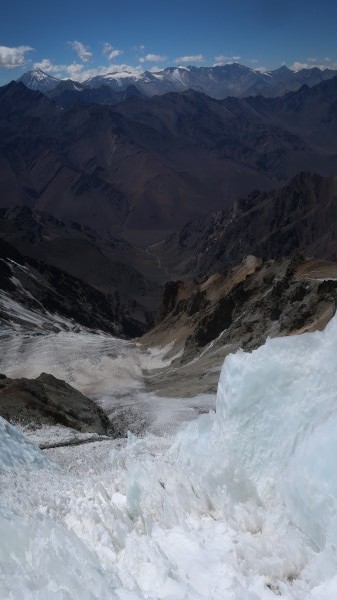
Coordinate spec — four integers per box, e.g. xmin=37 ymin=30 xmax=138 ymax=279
xmin=1 ymin=317 xmax=337 ymax=598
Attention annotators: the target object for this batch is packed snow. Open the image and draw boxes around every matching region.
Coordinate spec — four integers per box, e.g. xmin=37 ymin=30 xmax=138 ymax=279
xmin=1 ymin=317 xmax=337 ymax=598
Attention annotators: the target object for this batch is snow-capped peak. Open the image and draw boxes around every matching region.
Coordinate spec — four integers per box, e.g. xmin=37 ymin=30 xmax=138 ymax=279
xmin=18 ymin=70 xmax=60 ymax=92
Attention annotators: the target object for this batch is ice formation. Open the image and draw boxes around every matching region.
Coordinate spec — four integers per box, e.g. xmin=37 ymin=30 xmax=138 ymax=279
xmin=2 ymin=317 xmax=337 ymax=598
xmin=0 ymin=416 xmax=50 ymax=473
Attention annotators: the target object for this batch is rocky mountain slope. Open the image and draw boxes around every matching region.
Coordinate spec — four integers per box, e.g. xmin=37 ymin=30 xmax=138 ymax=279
xmin=141 ymin=255 xmax=337 ymax=396
xmin=0 ymin=235 xmax=140 ymax=336
xmin=156 ymin=172 xmax=337 ymax=279
xmin=0 ymin=206 xmax=164 ymax=333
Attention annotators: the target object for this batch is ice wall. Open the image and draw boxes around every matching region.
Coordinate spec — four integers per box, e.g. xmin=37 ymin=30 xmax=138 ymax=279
xmin=172 ymin=316 xmax=337 ymax=549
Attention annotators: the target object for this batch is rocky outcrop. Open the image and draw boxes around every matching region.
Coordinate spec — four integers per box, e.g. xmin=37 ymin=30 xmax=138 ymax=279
xmin=0 ymin=373 xmax=110 ymax=435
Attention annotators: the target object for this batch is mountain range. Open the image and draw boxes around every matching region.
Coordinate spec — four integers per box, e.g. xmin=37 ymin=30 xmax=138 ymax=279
xmin=1 ymin=75 xmax=337 ymax=241
xmin=17 ymin=63 xmax=337 ymax=100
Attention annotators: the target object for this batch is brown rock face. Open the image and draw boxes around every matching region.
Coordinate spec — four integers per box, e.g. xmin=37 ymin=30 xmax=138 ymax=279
xmin=140 ymin=256 xmax=337 ymax=398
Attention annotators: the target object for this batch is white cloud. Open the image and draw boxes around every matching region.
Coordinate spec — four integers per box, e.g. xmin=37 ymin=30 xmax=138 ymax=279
xmin=291 ymin=61 xmax=312 ymax=71
xmin=102 ymin=43 xmax=123 ymax=62
xmin=291 ymin=58 xmax=337 ymax=71
xmin=174 ymin=54 xmax=204 ymax=64
xmin=214 ymin=55 xmax=241 ymax=65
xmin=33 ymin=59 xmax=83 ymax=79
xmin=65 ymin=63 xmax=89 ymax=80
xmin=139 ymin=53 xmax=167 ymax=63
xmin=68 ymin=41 xmax=92 ymax=63
xmin=71 ymin=63 xmax=143 ymax=82
xmin=147 ymin=66 xmax=165 ymax=73
xmin=0 ymin=45 xmax=33 ymax=68
xmin=33 ymin=58 xmax=63 ymax=73
xmin=254 ymin=66 xmax=268 ymax=73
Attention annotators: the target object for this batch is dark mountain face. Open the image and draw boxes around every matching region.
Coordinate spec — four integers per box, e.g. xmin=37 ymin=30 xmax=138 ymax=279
xmin=245 ymin=75 xmax=337 ymax=148
xmin=46 ymin=82 xmax=143 ymax=108
xmin=0 ymin=83 xmax=154 ymax=233
xmin=1 ymin=77 xmax=337 ymax=241
xmin=156 ymin=172 xmax=337 ymax=279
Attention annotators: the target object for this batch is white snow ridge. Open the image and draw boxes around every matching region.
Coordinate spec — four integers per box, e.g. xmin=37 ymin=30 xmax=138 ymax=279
xmin=2 ymin=318 xmax=337 ymax=598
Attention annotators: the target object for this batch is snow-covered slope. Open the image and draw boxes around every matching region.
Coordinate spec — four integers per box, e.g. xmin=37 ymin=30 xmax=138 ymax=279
xmin=2 ymin=317 xmax=337 ymax=597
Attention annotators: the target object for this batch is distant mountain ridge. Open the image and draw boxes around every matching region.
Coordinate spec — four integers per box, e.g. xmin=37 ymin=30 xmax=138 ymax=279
xmin=17 ymin=63 xmax=337 ymax=100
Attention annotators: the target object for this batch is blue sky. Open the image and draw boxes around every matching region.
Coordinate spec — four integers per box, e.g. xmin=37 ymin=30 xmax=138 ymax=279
xmin=1 ymin=0 xmax=337 ymax=84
